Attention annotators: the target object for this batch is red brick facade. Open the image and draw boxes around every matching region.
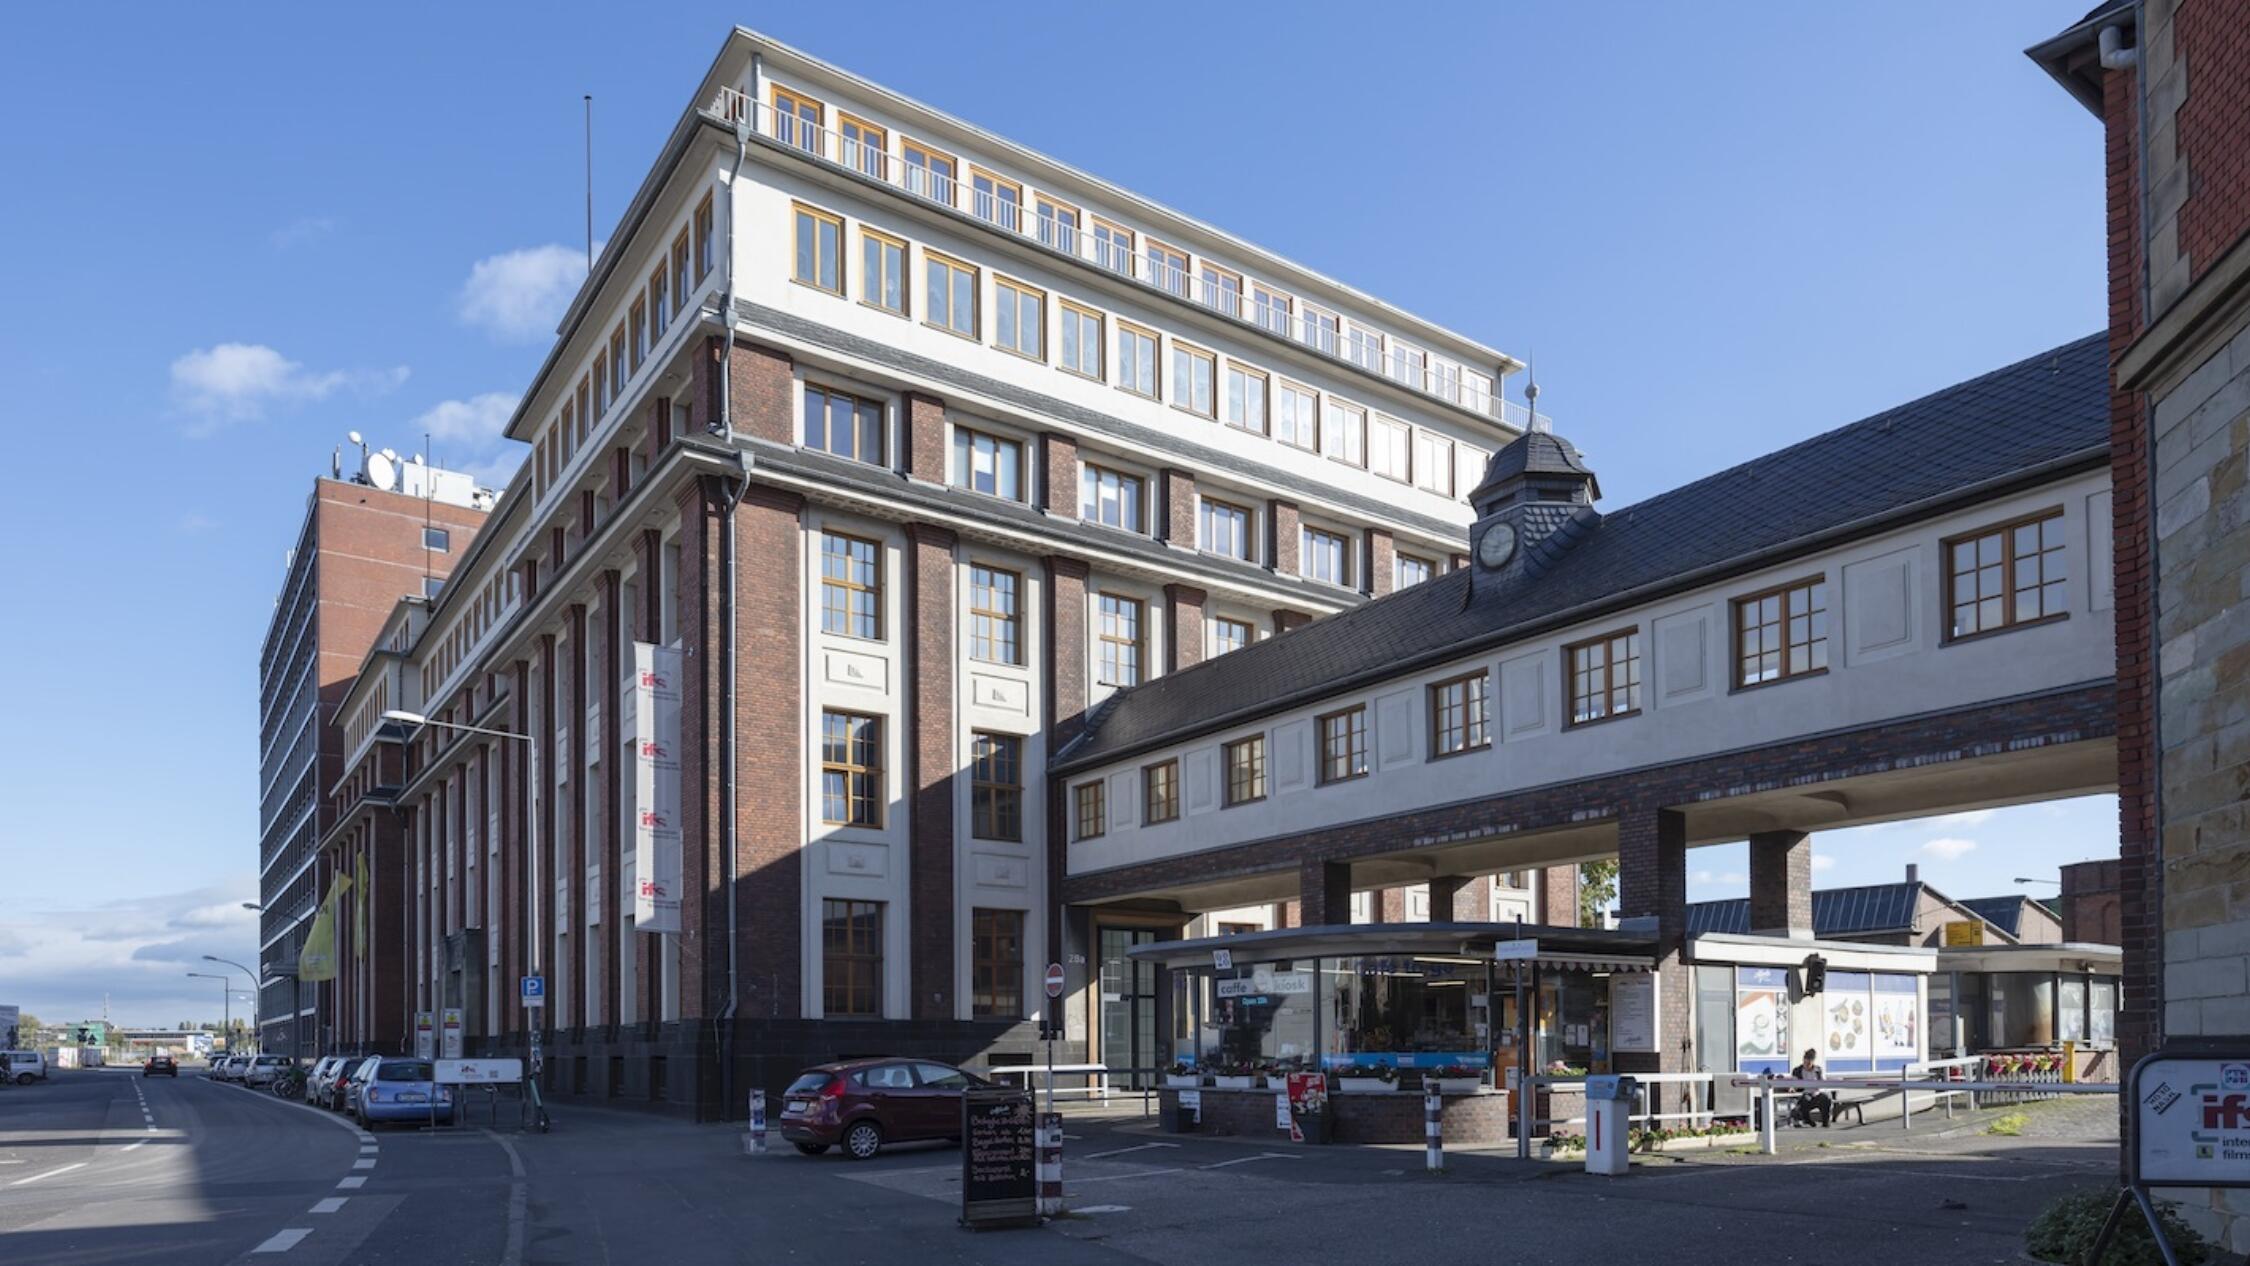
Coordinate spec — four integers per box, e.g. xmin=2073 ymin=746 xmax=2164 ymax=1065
xmin=908 ymin=523 xmax=959 ymax=1019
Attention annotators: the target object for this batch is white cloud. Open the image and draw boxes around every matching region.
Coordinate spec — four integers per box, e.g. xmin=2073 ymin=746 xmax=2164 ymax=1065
xmin=0 ymin=885 xmax=261 ymax=1027
xmin=456 ymin=244 xmax=592 ymax=341
xmin=412 ymin=392 xmax=520 ymax=447
xmin=271 ymin=216 xmax=337 ymax=249
xmin=1690 ymin=870 xmax=1715 ymax=885
xmin=1934 ymin=809 xmax=1996 ymax=828
xmin=1921 ymin=837 xmax=1979 ymax=862
xmin=169 ymin=343 xmax=408 ymax=434
xmin=1811 ymin=854 xmax=1837 ymax=873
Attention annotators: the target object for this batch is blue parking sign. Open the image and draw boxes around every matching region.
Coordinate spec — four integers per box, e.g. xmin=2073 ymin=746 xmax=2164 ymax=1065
xmin=522 ymin=975 xmax=546 ymax=1007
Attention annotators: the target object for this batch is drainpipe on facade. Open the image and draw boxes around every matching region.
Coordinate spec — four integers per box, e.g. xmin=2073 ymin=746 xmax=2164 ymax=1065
xmin=713 ymin=94 xmax=753 ymax=1121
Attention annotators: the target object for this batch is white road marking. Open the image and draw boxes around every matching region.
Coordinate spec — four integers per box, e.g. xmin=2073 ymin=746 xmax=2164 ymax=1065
xmin=1197 ymin=1153 xmax=1301 ymax=1169
xmin=1075 ymin=1204 xmax=1132 ymax=1214
xmin=310 ymin=1198 xmax=347 ymax=1214
xmin=252 ymin=1229 xmax=313 ymax=1253
xmin=11 ymin=1163 xmax=88 ymax=1186
xmin=358 ymin=1145 xmax=379 ymax=1155
xmin=485 ymin=1128 xmax=529 ymax=1266
xmin=121 ymin=1141 xmax=147 ymax=1153
xmin=1066 ymin=1168 xmax=1187 ymax=1184
xmin=351 ymin=1158 xmax=376 ymax=1170
xmin=1080 ymin=1142 xmax=1180 ymax=1162
xmin=336 ymin=1176 xmax=367 ymax=1190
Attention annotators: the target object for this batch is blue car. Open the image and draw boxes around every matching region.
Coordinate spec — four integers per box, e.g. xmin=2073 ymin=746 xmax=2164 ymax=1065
xmin=347 ymin=1057 xmax=453 ymax=1127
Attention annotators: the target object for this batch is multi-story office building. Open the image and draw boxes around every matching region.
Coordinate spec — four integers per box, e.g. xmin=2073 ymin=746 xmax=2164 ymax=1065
xmin=336 ymin=27 xmax=1546 ymax=1113
xmin=256 ymin=453 xmax=493 ymax=1053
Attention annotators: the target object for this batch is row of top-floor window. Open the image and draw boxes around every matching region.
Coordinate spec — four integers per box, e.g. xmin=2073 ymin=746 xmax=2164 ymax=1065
xmin=530 ymin=192 xmax=720 ymax=506
xmin=790 ymin=200 xmax=1488 ymax=500
xmin=1068 ymin=504 xmax=2074 ymax=836
xmin=804 ymin=380 xmax=1445 ymax=598
xmin=740 ymin=82 xmax=1508 ymax=419
xmin=416 ymin=546 xmax=520 ymax=707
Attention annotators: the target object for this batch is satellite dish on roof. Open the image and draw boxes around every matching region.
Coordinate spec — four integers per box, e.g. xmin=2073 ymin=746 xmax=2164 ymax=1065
xmin=366 ymin=450 xmax=397 ymax=491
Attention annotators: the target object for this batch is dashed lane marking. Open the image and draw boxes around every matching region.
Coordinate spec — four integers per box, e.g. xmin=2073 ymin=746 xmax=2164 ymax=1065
xmin=10 ymin=1163 xmax=87 ymax=1186
xmin=252 ymin=1229 xmax=313 ymax=1253
xmin=310 ymin=1198 xmax=347 ymax=1214
xmin=1080 ymin=1142 xmax=1179 ymax=1162
xmin=1197 ymin=1153 xmax=1302 ymax=1170
xmin=121 ymin=1141 xmax=147 ymax=1153
xmin=351 ymin=1158 xmax=376 ymax=1170
xmin=336 ymin=1177 xmax=366 ymax=1190
xmin=1065 ymin=1168 xmax=1187 ymax=1185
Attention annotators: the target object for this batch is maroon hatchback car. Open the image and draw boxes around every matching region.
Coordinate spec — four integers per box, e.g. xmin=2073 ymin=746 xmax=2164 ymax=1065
xmin=778 ymin=1058 xmax=990 ymax=1159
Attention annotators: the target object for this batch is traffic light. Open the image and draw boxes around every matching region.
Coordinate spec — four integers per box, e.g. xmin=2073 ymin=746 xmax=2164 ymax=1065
xmin=1802 ymin=954 xmax=1828 ymax=996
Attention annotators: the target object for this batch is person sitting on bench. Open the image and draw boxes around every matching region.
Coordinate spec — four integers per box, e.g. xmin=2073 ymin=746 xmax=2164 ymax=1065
xmin=1791 ymin=1049 xmax=1835 ymax=1127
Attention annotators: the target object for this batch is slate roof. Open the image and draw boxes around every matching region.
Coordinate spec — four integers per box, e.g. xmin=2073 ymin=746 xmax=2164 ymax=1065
xmin=1960 ymin=896 xmax=2042 ymax=938
xmin=1473 ymin=430 xmax=1599 ymax=499
xmin=1687 ymin=884 xmax=1929 ymax=938
xmin=1054 ymin=333 xmax=2110 ymax=772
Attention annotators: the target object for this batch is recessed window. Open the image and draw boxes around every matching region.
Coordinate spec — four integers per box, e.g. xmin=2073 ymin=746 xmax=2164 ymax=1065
xmin=971 ymin=908 xmax=1024 ymax=1019
xmin=821 ymin=898 xmax=882 ymax=1017
xmin=1081 ymin=464 xmax=1143 ymax=532
xmin=1145 ymin=240 xmax=1190 ymax=296
xmin=1075 ymin=780 xmax=1106 ymax=839
xmin=1430 ymin=671 xmax=1490 ymax=756
xmin=423 ymin=526 xmax=451 ymax=552
xmin=1142 ymin=760 xmax=1179 ymax=824
xmin=1200 ymin=264 xmax=1242 ymax=317
xmin=994 ymin=277 xmax=1045 ymax=360
xmin=671 ymin=229 xmax=692 ymax=316
xmin=970 ymin=168 xmax=1022 ymax=232
xmin=792 ymin=204 xmax=844 ymax=295
xmin=1945 ymin=509 xmax=2067 ymax=641
xmin=819 ymin=532 xmax=882 ymax=640
xmin=1415 ymin=431 xmax=1457 ymax=497
xmin=649 ymin=263 xmax=671 ymax=336
xmin=839 ymin=113 xmax=887 ymax=178
xmin=1276 ymin=381 xmax=1319 ymax=452
xmin=772 ymin=86 xmax=823 ymax=153
xmin=1097 ymin=593 xmax=1144 ymax=687
xmin=1430 ymin=358 xmax=1462 ymax=401
xmin=1390 ymin=342 xmax=1427 ymax=389
xmin=952 ymin=427 xmax=1023 ymax=501
xmin=1567 ymin=628 xmax=1642 ymax=727
xmin=819 ymin=712 xmax=882 ymax=826
xmin=1346 ymin=323 xmax=1382 ymax=371
xmin=1200 ymin=498 xmax=1252 ymax=561
xmin=1319 ymin=706 xmax=1368 ymax=784
xmin=694 ymin=194 xmax=715 ymax=282
xmin=1224 ymin=363 xmax=1267 ymax=434
xmin=630 ymin=297 xmax=649 ymax=371
xmin=1734 ymin=576 xmax=1829 ymax=688
xmin=805 ymin=385 xmax=884 ymax=466
xmin=1397 ymin=554 xmax=1434 ymax=589
xmin=968 ymin=564 xmax=1021 ymax=665
xmin=970 ymin=733 xmax=1023 ymax=841
xmin=924 ymin=251 xmax=977 ymax=338
xmin=607 ymin=327 xmax=627 ymax=404
xmin=1302 ymin=526 xmax=1350 ymax=587
xmin=1300 ymin=305 xmax=1340 ymax=355
xmin=1223 ymin=734 xmax=1267 ymax=806
xmin=1060 ymin=301 xmax=1104 ymax=379
xmin=1213 ymin=617 xmax=1253 ymax=657
xmin=1371 ymin=415 xmax=1412 ymax=483
xmin=902 ymin=139 xmax=957 ymax=204
xmin=861 ymin=229 xmax=907 ymax=316
xmin=1117 ymin=323 xmax=1159 ymax=398
xmin=422 ymin=576 xmax=444 ymax=599
xmin=1037 ymin=198 xmax=1079 ymax=253
xmin=1323 ymin=400 xmax=1367 ymax=467
xmin=1092 ymin=219 xmax=1134 ymax=274
xmin=1251 ymin=285 xmax=1291 ymax=335
xmin=1172 ymin=343 xmax=1216 ymax=417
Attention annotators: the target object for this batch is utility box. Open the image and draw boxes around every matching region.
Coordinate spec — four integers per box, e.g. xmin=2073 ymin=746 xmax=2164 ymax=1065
xmin=1583 ymin=1075 xmax=1638 ymax=1176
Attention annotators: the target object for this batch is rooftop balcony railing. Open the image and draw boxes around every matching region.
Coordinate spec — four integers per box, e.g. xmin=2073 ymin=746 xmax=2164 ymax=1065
xmin=712 ymin=88 xmax=1551 ymax=433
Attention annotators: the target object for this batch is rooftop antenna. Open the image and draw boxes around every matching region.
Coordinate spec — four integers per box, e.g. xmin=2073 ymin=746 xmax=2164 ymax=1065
xmin=584 ymin=94 xmax=595 ymax=272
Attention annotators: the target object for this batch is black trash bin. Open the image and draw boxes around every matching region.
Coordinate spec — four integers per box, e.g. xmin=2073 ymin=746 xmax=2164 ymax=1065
xmin=1161 ymin=1093 xmax=1198 ymax=1134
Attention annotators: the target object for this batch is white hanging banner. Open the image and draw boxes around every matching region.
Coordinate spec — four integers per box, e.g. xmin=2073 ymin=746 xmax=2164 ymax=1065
xmin=631 ymin=642 xmax=684 ymax=934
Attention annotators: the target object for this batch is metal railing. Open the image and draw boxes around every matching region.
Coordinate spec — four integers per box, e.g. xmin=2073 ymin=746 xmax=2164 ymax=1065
xmin=1513 ymin=1073 xmax=1732 ymax=1157
xmin=711 ymin=87 xmax=1545 ymax=430
xmin=1731 ymin=1073 xmax=2118 ymax=1155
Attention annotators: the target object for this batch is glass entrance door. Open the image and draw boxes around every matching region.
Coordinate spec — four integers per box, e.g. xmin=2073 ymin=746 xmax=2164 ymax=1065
xmin=1098 ymin=928 xmax=1158 ymax=1089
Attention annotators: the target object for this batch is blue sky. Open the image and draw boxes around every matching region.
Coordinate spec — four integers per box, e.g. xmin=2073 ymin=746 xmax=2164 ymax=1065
xmin=0 ymin=2 xmax=2112 ymax=1026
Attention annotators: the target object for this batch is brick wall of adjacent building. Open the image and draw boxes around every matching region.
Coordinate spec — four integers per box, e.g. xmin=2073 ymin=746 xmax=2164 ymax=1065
xmin=2060 ymin=858 xmax=2124 ymax=944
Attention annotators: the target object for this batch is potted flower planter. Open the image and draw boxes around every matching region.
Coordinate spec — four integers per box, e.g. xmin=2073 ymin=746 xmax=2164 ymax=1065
xmin=1212 ymin=1074 xmax=1256 ymax=1090
xmin=1163 ymin=1074 xmax=1201 ymax=1089
xmin=1337 ymin=1076 xmax=1394 ymax=1093
xmin=1429 ymin=1077 xmax=1484 ymax=1095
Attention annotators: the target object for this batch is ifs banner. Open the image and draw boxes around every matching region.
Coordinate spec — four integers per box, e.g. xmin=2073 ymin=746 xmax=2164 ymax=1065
xmin=631 ymin=642 xmax=683 ymax=934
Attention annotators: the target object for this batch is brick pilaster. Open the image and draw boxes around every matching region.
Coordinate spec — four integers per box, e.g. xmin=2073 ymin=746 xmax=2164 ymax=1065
xmin=1539 ymin=866 xmax=1579 ymax=928
xmin=1617 ymin=807 xmax=1690 ymax=1075
xmin=631 ymin=531 xmax=663 ymax=1026
xmin=1043 ymin=554 xmax=1091 ymax=971
xmin=904 ymin=391 xmax=947 ymax=482
xmin=673 ymin=480 xmax=722 ymax=1041
xmin=600 ymin=570 xmax=624 ymax=1030
xmin=1040 ymin=433 xmax=1079 ymax=515
xmin=736 ymin=484 xmax=807 ymax=1024
xmin=1162 ymin=469 xmax=1197 ymax=547
xmin=1299 ymin=860 xmax=1351 ymax=927
xmin=1165 ymin=583 xmax=1206 ymax=673
xmin=1273 ymin=608 xmax=1312 ymax=635
xmin=537 ymin=634 xmax=558 ymax=1037
xmin=1428 ymin=875 xmax=1480 ymax=922
xmin=1747 ymin=830 xmax=1812 ymax=936
xmin=697 ymin=337 xmax=795 ymax=445
xmin=908 ymin=523 xmax=959 ymax=1019
xmin=1269 ymin=499 xmax=1300 ymax=574
xmin=1368 ymin=529 xmax=1397 ymax=597
xmin=568 ymin=601 xmax=588 ymax=1031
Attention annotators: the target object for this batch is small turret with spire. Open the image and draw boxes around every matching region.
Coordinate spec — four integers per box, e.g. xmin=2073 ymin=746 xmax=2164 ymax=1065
xmin=1464 ymin=369 xmax=1600 ymax=597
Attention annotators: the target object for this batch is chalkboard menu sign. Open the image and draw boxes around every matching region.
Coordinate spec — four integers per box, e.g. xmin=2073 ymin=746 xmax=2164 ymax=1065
xmin=959 ymin=1088 xmax=1038 ymax=1228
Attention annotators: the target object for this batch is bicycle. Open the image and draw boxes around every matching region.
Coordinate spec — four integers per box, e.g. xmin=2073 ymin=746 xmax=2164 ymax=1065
xmin=272 ymin=1066 xmax=307 ymax=1099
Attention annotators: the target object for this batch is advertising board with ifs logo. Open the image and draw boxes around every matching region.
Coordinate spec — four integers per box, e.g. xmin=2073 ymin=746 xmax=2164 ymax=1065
xmin=2136 ymin=1057 xmax=2250 ymax=1185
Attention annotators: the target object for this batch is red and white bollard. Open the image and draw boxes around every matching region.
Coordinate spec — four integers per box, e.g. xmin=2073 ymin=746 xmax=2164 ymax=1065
xmin=1425 ymin=1090 xmax=1443 ymax=1171
xmin=1036 ymin=1112 xmax=1064 ymax=1217
xmin=746 ymin=1090 xmax=768 ymax=1156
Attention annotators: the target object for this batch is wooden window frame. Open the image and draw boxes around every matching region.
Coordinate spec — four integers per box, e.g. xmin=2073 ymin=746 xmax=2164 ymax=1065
xmin=968 ymin=166 xmax=1025 ymax=232
xmin=969 ymin=731 xmax=1024 ymax=842
xmin=1116 ymin=320 xmax=1160 ymax=399
xmin=1370 ymin=414 xmax=1413 ymax=484
xmin=648 ymin=266 xmax=670 ymax=338
xmin=819 ymin=531 xmax=884 ymax=641
xmin=1731 ymin=573 xmax=1831 ymax=691
xmin=1142 ymin=759 xmax=1180 ymax=825
xmin=1563 ymin=626 xmax=1643 ymax=729
xmin=819 ymin=711 xmax=884 ymax=828
xmin=629 ymin=297 xmax=649 ymax=372
xmin=1300 ymin=304 xmax=1341 ymax=354
xmin=694 ymin=193 xmax=715 ymax=281
xmin=804 ymin=383 xmax=885 ymax=466
xmin=1199 ymin=496 xmax=1252 ymax=561
xmin=1144 ymin=238 xmax=1191 ymax=296
xmin=1074 ymin=780 xmax=1106 ymax=840
xmin=1080 ymin=463 xmax=1144 ymax=533
xmin=993 ymin=274 xmax=1046 ymax=362
xmin=1251 ymin=284 xmax=1292 ymax=336
xmin=970 ymin=908 xmax=1024 ymax=1019
xmin=1171 ymin=341 xmax=1217 ymax=419
xmin=1415 ymin=429 xmax=1458 ymax=497
xmin=821 ymin=897 xmax=882 ymax=1017
xmin=1318 ymin=705 xmax=1369 ymax=785
xmin=859 ymin=227 xmax=908 ymax=317
xmin=1223 ymin=734 xmax=1267 ymax=807
xmin=1940 ymin=507 xmax=2070 ymax=644
xmin=922 ymin=249 xmax=978 ymax=340
xmin=1095 ymin=592 xmax=1145 ymax=687
xmin=1058 ymin=299 xmax=1105 ymax=381
xmin=671 ymin=229 xmax=692 ymax=315
xmin=1396 ymin=553 xmax=1435 ymax=589
xmin=1323 ymin=398 xmax=1367 ymax=468
xmin=837 ymin=112 xmax=888 ymax=178
xmin=1428 ymin=670 xmax=1491 ymax=758
xmin=1091 ymin=217 xmax=1135 ymax=274
xmin=1035 ymin=196 xmax=1081 ymax=252
xmin=953 ymin=426 xmax=1024 ymax=502
xmin=1199 ymin=263 xmax=1243 ymax=318
xmin=967 ymin=563 xmax=1023 ymax=665
xmin=900 ymin=137 xmax=959 ymax=205
xmin=1224 ymin=361 xmax=1268 ymax=435
xmin=1302 ymin=525 xmax=1351 ymax=587
xmin=1276 ymin=379 xmax=1320 ymax=452
xmin=1212 ymin=616 xmax=1254 ymax=657
xmin=770 ymin=85 xmax=826 ymax=153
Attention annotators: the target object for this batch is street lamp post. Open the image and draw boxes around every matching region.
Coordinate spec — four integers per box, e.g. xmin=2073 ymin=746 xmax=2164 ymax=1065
xmin=383 ymin=710 xmax=538 ymax=1088
xmin=187 ymin=972 xmax=239 ymax=1054
xmin=203 ymin=956 xmax=261 ymax=1053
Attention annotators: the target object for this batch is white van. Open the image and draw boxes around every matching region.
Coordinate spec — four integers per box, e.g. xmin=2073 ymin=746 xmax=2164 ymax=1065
xmin=4 ymin=1051 xmax=47 ymax=1084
